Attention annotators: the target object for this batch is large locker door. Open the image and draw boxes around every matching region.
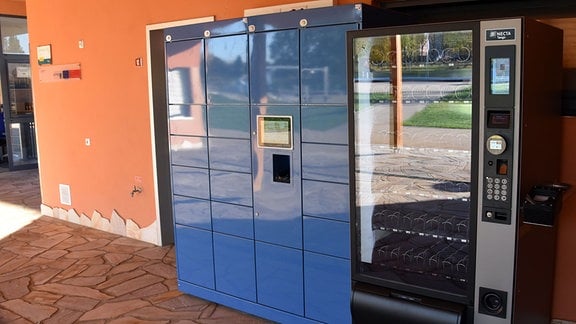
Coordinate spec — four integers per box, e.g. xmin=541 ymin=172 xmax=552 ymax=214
xmin=250 ymin=29 xmax=302 ymax=249
xmin=301 ymin=23 xmax=357 ymax=324
xmin=205 ymin=30 xmax=256 ymax=304
xmin=250 ymin=27 xmax=304 ymax=316
xmin=256 ymin=241 xmax=304 ymax=315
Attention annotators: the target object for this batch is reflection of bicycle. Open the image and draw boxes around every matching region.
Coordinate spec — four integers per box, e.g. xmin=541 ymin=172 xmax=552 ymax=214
xmin=427 ymin=48 xmax=441 ymax=63
xmin=402 ymin=49 xmax=422 ymax=65
xmin=370 ymin=46 xmax=473 ymax=67
xmin=425 ymin=85 xmax=443 ymax=101
xmin=441 ymin=47 xmax=472 ymax=64
xmin=370 ymin=49 xmax=398 ymax=68
xmin=453 ymin=85 xmax=472 ymax=100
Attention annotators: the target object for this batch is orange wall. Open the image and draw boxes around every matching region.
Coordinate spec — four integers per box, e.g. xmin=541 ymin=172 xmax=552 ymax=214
xmin=0 ymin=0 xmax=25 ymax=16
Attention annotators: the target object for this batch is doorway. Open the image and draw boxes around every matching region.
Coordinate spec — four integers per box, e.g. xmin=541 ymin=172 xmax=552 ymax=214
xmin=0 ymin=16 xmax=36 ymax=172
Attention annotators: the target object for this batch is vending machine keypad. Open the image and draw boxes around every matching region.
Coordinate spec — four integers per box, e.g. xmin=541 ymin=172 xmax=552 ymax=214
xmin=485 ymin=177 xmax=509 ymax=202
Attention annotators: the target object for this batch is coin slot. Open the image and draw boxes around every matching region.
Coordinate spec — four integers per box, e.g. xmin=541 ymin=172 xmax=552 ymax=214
xmin=497 ymin=159 xmax=508 ymax=175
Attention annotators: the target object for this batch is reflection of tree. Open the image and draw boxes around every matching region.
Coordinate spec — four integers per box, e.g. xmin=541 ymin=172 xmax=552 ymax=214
xmin=206 ymin=54 xmax=247 ymax=87
xmin=267 ymin=30 xmax=298 ymax=91
xmin=400 ymin=33 xmax=427 ymax=65
xmin=300 ymin=25 xmax=351 ymax=93
xmin=4 ymin=35 xmax=24 ymax=54
xmin=205 ymin=35 xmax=248 ymax=103
xmin=368 ymin=39 xmax=391 ymax=67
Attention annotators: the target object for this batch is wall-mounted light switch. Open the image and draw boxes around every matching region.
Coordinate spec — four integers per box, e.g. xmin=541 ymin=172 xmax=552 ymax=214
xmin=85 ymin=138 xmax=91 ymax=146
xmin=78 ymin=40 xmax=84 ymax=49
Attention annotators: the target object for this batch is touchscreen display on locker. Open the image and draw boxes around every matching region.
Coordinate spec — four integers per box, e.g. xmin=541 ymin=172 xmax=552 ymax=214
xmin=257 ymin=115 xmax=293 ymax=149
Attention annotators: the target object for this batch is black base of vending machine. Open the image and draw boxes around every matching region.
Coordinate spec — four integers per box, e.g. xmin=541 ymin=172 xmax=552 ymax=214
xmin=352 ymin=283 xmax=467 ymax=324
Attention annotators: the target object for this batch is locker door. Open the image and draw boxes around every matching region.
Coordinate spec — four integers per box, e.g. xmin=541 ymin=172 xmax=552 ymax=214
xmin=250 ymin=28 xmax=302 ymax=249
xmin=256 ymin=241 xmax=304 ymax=315
xmin=251 ymin=106 xmax=302 ymax=249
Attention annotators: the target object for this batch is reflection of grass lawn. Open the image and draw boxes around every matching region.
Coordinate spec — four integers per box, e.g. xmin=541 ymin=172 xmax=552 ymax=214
xmin=404 ymin=102 xmax=471 ymax=129
xmin=491 ymin=83 xmax=510 ymax=94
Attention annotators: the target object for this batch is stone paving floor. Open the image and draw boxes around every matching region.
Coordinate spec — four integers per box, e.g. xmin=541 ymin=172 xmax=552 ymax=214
xmin=0 ymin=169 xmax=270 ymax=323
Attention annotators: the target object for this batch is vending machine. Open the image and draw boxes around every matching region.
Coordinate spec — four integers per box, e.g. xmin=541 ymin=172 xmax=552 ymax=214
xmin=348 ymin=18 xmax=565 ymax=324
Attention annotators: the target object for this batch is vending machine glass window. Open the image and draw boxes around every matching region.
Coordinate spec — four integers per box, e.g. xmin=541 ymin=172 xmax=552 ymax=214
xmin=351 ymin=25 xmax=477 ymax=302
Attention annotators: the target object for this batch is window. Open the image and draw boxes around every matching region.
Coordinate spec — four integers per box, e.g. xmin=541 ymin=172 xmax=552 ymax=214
xmin=1 ymin=17 xmax=29 ymax=55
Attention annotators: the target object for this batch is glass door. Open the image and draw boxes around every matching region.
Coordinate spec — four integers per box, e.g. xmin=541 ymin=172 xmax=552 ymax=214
xmin=0 ymin=16 xmax=36 ymax=170
xmin=349 ymin=23 xmax=479 ymax=303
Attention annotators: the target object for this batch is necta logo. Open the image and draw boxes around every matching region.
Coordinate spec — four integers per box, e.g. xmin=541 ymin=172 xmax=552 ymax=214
xmin=486 ymin=28 xmax=516 ymax=41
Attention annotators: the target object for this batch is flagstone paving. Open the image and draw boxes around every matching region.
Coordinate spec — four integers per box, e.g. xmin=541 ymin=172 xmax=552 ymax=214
xmin=0 ymin=169 xmax=270 ymax=323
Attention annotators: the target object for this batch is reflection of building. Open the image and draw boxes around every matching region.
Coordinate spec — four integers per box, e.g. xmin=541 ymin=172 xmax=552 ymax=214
xmin=420 ymin=35 xmax=429 ymax=57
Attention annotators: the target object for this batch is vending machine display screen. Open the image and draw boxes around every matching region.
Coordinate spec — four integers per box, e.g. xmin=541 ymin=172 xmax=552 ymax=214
xmin=487 ymin=111 xmax=511 ymax=128
xmin=490 ymin=58 xmax=511 ymax=95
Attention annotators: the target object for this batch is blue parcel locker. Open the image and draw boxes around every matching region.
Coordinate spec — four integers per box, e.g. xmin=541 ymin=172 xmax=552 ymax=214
xmin=174 ymin=225 xmax=214 ymax=289
xmin=249 ymin=29 xmax=299 ymax=105
xmin=210 ymin=170 xmax=253 ymax=206
xmin=303 ymin=216 xmax=350 ymax=259
xmin=208 ymin=137 xmax=251 ymax=173
xmin=304 ymin=251 xmax=351 ymax=323
xmin=165 ymin=4 xmax=398 ymax=323
xmin=301 ymin=105 xmax=349 ymax=145
xmin=170 ymin=136 xmax=208 ymax=168
xmin=171 ymin=165 xmax=209 ymax=200
xmin=256 ymin=242 xmax=304 ymax=316
xmin=173 ymin=195 xmax=211 ymax=230
xmin=302 ymin=179 xmax=350 ymax=222
xmin=206 ymin=34 xmax=249 ymax=105
xmin=165 ymin=39 xmax=205 ymax=105
xmin=207 ymin=105 xmax=251 ymax=138
xmin=211 ymin=201 xmax=254 ymax=239
xmin=302 ymin=143 xmax=349 ymax=183
xmin=301 ymin=24 xmax=357 ymax=104
xmin=169 ymin=104 xmax=207 ymax=136
xmin=214 ymin=233 xmax=256 ymax=301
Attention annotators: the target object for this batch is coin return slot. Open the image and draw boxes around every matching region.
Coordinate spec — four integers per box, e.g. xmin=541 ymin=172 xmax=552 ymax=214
xmin=494 ymin=212 xmax=508 ymax=221
xmin=486 ymin=210 xmax=508 ymax=222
